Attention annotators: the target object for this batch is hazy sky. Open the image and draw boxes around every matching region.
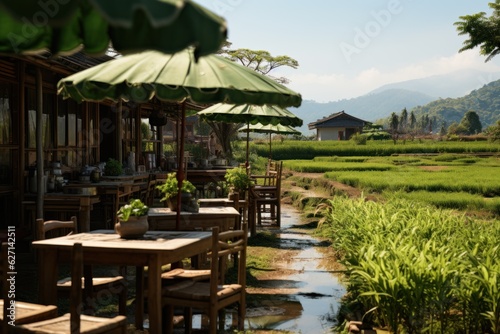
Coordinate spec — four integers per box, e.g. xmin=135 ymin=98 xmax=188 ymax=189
xmin=195 ymin=0 xmax=500 ymax=102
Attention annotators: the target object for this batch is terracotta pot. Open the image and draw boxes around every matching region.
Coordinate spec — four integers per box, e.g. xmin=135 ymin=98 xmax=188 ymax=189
xmin=115 ymin=215 xmax=149 ymax=239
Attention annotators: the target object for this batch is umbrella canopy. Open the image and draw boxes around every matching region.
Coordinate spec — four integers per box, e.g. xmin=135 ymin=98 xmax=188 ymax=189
xmin=199 ymin=103 xmax=303 ymax=164
xmin=57 ymin=48 xmax=302 ymax=228
xmin=57 ymin=49 xmax=302 ymax=108
xmin=238 ymin=123 xmax=301 ymax=159
xmin=198 ymin=103 xmax=303 ymax=127
xmin=0 ymin=0 xmax=227 ymax=58
xmin=238 ymin=122 xmax=302 ymax=135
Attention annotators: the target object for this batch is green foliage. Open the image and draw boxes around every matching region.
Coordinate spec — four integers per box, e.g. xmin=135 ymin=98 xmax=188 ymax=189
xmin=156 ymin=172 xmax=196 ymax=201
xmin=316 ymin=196 xmax=500 ymax=333
xmin=410 ymin=80 xmax=500 ymax=130
xmin=117 ymin=199 xmax=149 ymax=221
xmin=252 ymin=139 xmax=500 ymax=160
xmin=350 ymin=133 xmax=367 ymax=145
xmin=287 ymin=153 xmax=500 ymax=215
xmin=224 ymin=167 xmax=253 ymax=191
xmin=459 ymin=110 xmax=483 ymax=134
xmin=485 ymin=120 xmax=500 ymax=142
xmin=103 ymin=158 xmax=122 ymax=176
xmin=325 ymin=165 xmax=500 ymax=197
xmin=223 ymin=47 xmax=299 ymax=85
xmin=455 ymin=1 xmax=500 ymax=62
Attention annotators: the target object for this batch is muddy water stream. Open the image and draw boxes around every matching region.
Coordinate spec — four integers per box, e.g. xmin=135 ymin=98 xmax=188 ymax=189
xmin=245 ymin=206 xmax=346 ymax=333
xmin=183 ymin=205 xmax=346 ymax=333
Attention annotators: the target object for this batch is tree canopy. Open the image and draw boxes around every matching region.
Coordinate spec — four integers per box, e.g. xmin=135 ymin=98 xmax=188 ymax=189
xmin=455 ymin=1 xmax=500 ymax=61
xmin=220 ymin=42 xmax=299 ymax=85
xmin=459 ymin=110 xmax=483 ymax=134
xmin=207 ymin=41 xmax=299 ymax=159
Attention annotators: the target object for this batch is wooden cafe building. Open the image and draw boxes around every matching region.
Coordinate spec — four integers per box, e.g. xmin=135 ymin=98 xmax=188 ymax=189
xmin=0 ymin=52 xmax=194 ymax=240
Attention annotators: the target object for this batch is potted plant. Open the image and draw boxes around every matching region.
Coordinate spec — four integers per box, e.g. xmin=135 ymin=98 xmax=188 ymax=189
xmin=115 ymin=198 xmax=149 ymax=238
xmin=224 ymin=167 xmax=253 ymax=199
xmin=156 ymin=172 xmax=197 ymax=211
xmin=104 ymin=158 xmax=123 ymax=176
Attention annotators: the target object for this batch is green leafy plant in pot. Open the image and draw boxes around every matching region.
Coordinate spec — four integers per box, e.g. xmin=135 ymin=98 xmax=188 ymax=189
xmin=224 ymin=167 xmax=253 ymax=200
xmin=115 ymin=199 xmax=149 ymax=238
xmin=156 ymin=172 xmax=198 ymax=211
xmin=104 ymin=158 xmax=123 ymax=176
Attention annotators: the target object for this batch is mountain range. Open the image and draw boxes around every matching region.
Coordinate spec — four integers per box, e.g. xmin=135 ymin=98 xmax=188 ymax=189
xmin=292 ymin=69 xmax=500 ymax=135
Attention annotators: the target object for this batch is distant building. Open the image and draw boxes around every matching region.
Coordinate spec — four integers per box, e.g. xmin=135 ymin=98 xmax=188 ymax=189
xmin=308 ymin=111 xmax=371 ymax=141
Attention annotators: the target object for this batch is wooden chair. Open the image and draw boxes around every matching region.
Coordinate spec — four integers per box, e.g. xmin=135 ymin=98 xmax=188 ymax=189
xmin=12 ymin=243 xmax=127 ymax=333
xmin=145 ymin=176 xmax=157 ymax=207
xmin=251 ymin=161 xmax=283 ymax=229
xmin=162 ymin=222 xmax=248 ymax=334
xmin=1 ymin=243 xmax=58 ymax=333
xmin=36 ymin=217 xmax=127 ymax=316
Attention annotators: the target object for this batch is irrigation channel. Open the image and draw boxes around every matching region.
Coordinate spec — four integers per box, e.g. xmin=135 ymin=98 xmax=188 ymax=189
xmin=244 ymin=204 xmax=346 ymax=333
xmin=167 ymin=203 xmax=347 ymax=333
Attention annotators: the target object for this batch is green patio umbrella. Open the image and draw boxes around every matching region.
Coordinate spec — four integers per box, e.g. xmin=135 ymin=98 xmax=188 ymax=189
xmin=57 ymin=48 xmax=302 ymax=227
xmin=0 ymin=0 xmax=227 ymax=58
xmin=57 ymin=50 xmax=302 ymax=107
xmin=198 ymin=103 xmax=303 ymax=164
xmin=1 ymin=0 xmax=227 ymax=219
xmin=238 ymin=123 xmax=301 ymax=159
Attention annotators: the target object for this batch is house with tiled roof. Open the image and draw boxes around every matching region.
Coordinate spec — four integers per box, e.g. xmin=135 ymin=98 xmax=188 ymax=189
xmin=308 ymin=111 xmax=370 ymax=141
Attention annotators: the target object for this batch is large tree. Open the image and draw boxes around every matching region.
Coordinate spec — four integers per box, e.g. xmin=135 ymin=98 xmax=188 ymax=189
xmin=459 ymin=110 xmax=483 ymax=134
xmin=455 ymin=1 xmax=500 ymax=61
xmin=399 ymin=107 xmax=408 ymax=132
xmin=207 ymin=42 xmax=299 ymax=159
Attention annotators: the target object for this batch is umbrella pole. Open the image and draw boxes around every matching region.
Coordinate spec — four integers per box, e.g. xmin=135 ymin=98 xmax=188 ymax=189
xmin=269 ymin=133 xmax=272 ymax=160
xmin=246 ymin=122 xmax=250 ymax=170
xmin=176 ymin=101 xmax=187 ymax=230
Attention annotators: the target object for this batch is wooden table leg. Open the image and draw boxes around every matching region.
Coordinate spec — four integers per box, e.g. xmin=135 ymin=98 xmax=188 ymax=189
xmin=38 ymin=249 xmax=57 ymax=306
xmin=135 ymin=266 xmax=144 ymax=330
xmin=147 ymin=255 xmax=162 ymax=333
xmin=80 ymin=197 xmax=91 ymax=232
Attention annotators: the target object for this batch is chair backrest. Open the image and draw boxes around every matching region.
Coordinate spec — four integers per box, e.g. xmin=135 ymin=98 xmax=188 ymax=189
xmin=36 ymin=216 xmax=77 ymax=240
xmin=71 ymin=243 xmax=84 ymax=333
xmin=209 ymin=222 xmax=247 ymax=299
xmin=274 ymin=161 xmax=283 ymax=192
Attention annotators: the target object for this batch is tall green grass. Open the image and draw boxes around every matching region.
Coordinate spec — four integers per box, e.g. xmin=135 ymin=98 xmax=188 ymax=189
xmin=390 ymin=190 xmax=500 ymax=214
xmin=325 ymin=167 xmax=500 ymax=196
xmin=316 ymin=196 xmax=500 ymax=333
xmin=251 ymin=140 xmax=500 ymax=160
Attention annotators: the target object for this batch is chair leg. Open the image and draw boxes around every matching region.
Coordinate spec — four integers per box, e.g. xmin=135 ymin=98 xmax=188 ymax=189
xmin=218 ymin=308 xmax=225 ymax=332
xmin=184 ymin=307 xmax=193 ymax=334
xmin=238 ymin=300 xmax=245 ymax=331
xmin=165 ymin=305 xmax=175 ymax=334
xmin=257 ymin=202 xmax=262 ymax=225
xmin=118 ymin=284 xmax=127 ymax=315
xmin=276 ymin=202 xmax=281 ymax=226
xmin=209 ymin=307 xmax=218 ymax=334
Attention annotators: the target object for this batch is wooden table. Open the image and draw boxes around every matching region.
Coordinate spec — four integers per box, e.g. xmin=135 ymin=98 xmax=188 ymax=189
xmin=65 ymin=180 xmax=146 ymax=227
xmin=24 ymin=194 xmax=100 ymax=232
xmin=32 ymin=229 xmax=212 ymax=333
xmin=148 ymin=206 xmax=240 ymax=231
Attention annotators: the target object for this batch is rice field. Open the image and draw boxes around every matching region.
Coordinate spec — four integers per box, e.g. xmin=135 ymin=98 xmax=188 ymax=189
xmin=285 ymin=154 xmax=500 ymax=215
xmin=281 ymin=144 xmax=500 ymax=333
xmin=252 ymin=139 xmax=500 ymax=160
xmin=315 ymin=196 xmax=500 ymax=333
